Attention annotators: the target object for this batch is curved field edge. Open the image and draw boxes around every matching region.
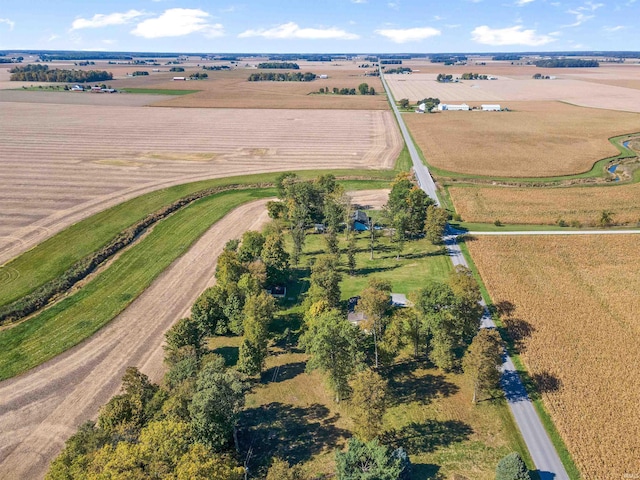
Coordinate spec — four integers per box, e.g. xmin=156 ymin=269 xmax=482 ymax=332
xmin=410 ymin=130 xmax=639 ymax=184
xmin=0 ymin=188 xmax=275 ymax=380
xmin=0 ymin=168 xmax=400 ymax=309
xmin=456 ymin=239 xmax=582 ymax=479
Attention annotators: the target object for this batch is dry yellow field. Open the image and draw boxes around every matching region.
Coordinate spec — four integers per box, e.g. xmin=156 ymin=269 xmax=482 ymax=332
xmin=0 ymin=102 xmax=401 ymax=263
xmin=404 ymin=101 xmax=640 ymax=177
xmin=467 ymin=235 xmax=640 ymax=479
xmin=449 ymin=183 xmax=640 ymax=226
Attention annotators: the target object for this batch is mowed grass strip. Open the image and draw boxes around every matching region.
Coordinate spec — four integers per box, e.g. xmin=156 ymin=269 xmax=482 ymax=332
xmin=0 ymin=188 xmax=274 ymax=381
xmin=0 ymin=170 xmax=394 ymax=308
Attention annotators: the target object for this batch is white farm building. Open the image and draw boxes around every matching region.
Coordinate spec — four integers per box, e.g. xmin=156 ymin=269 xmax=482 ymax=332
xmin=437 ymin=103 xmax=470 ymax=111
xmin=481 ymin=104 xmax=501 ymax=111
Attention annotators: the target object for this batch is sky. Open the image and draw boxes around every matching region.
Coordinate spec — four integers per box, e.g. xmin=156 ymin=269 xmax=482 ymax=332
xmin=0 ymin=0 xmax=637 ymax=53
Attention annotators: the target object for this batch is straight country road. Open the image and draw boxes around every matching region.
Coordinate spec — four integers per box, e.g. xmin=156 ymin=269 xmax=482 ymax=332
xmin=380 ymin=70 xmax=571 ymax=480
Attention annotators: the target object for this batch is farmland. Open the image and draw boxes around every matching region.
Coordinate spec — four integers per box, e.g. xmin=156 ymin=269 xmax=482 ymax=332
xmin=0 ymin=101 xmax=401 ymax=261
xmin=466 ymin=235 xmax=640 ymax=478
xmin=404 ymin=101 xmax=640 ymax=177
xmin=449 ymin=182 xmax=640 ymax=226
xmin=385 ymin=61 xmax=640 ymax=112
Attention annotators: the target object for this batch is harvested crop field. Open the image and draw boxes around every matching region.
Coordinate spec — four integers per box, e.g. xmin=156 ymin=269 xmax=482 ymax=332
xmin=0 ymin=102 xmax=401 ymax=262
xmin=449 ymin=183 xmax=640 ymax=226
xmin=0 ymin=89 xmax=173 ymax=106
xmin=467 ymin=235 xmax=640 ymax=478
xmin=0 ymin=199 xmax=271 ymax=480
xmin=404 ymin=101 xmax=640 ymax=177
xmin=385 ymin=63 xmax=640 ymax=112
xmin=146 ymin=68 xmax=386 ymax=110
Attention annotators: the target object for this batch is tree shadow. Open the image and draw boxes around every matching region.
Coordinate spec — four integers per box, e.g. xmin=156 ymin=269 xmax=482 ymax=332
xmin=500 ymin=368 xmax=531 ymax=403
xmin=411 ymin=463 xmax=443 ymax=479
xmin=384 ymin=361 xmax=458 ymax=406
xmin=354 ymin=265 xmax=399 ymax=277
xmin=238 ymin=402 xmax=348 ymax=475
xmin=494 ymin=300 xmax=516 ymax=317
xmin=503 ymin=317 xmax=535 ymax=354
xmin=531 ymin=371 xmax=562 ymax=394
xmin=261 ymin=361 xmax=307 ymax=384
xmin=210 ymin=346 xmax=239 ymax=367
xmin=381 ymin=420 xmax=473 ymax=455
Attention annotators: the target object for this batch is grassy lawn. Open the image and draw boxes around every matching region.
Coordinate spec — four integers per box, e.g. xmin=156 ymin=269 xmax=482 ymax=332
xmin=120 ymin=88 xmax=200 ymax=95
xmin=0 ymin=188 xmax=274 ymax=380
xmin=0 ymin=171 xmax=394 ymax=309
xmin=207 ymin=227 xmax=532 ymax=479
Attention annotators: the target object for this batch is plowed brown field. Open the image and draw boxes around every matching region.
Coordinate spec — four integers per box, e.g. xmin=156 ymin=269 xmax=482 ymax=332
xmin=404 ymin=101 xmax=640 ymax=177
xmin=467 ymin=235 xmax=640 ymax=478
xmin=449 ymin=183 xmax=640 ymax=226
xmin=0 ymin=103 xmax=401 ymax=263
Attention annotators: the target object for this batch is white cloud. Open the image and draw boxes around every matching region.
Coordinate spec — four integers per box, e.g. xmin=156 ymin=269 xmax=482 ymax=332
xmin=387 ymin=2 xmax=400 ymax=9
xmin=352 ymin=0 xmax=368 ymax=3
xmin=603 ymin=25 xmax=626 ymax=31
xmin=564 ymin=1 xmax=603 ymax=27
xmin=47 ymin=34 xmax=60 ymax=42
xmin=0 ymin=18 xmax=15 ymax=31
xmin=471 ymin=25 xmax=555 ymax=45
xmin=375 ymin=27 xmax=441 ymax=43
xmin=515 ymin=0 xmax=535 ymax=5
xmin=71 ymin=10 xmax=144 ymax=30
xmin=238 ymin=22 xmax=359 ymax=40
xmin=132 ymin=9 xmax=224 ymax=39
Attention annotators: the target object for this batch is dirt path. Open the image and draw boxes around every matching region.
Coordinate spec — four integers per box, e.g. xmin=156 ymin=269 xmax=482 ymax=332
xmin=0 ymin=199 xmax=271 ymax=480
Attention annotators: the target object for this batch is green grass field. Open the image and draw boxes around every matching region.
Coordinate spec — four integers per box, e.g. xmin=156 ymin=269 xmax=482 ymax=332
xmin=0 ymin=188 xmax=274 ymax=380
xmin=208 ymin=230 xmax=532 ymax=479
xmin=0 ymin=171 xmax=393 ymax=309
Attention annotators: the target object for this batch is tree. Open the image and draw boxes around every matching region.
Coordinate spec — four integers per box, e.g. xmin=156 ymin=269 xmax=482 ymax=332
xmin=237 ymin=230 xmax=265 ymax=263
xmin=406 ymin=187 xmax=432 ymax=236
xmin=599 ymin=209 xmax=615 ymax=227
xmin=391 ymin=211 xmax=409 ymax=260
xmin=463 ymin=328 xmax=503 ymax=404
xmin=349 ymin=369 xmax=389 ymax=441
xmin=290 ymin=222 xmax=306 ymax=266
xmin=358 ymin=82 xmax=370 ymax=95
xmin=357 ymin=278 xmax=392 ymax=368
xmin=335 ymin=438 xmax=404 ymax=480
xmin=301 ymin=309 xmax=364 ymax=402
xmin=306 ymin=255 xmax=342 ymax=308
xmin=398 ymin=98 xmax=409 ymax=109
xmin=425 ymin=206 xmax=449 ymax=244
xmin=189 ymin=359 xmax=246 ymax=451
xmin=215 ymin=249 xmax=246 ymax=287
xmin=261 ymin=232 xmax=290 ymax=286
xmin=191 ymin=286 xmax=226 ymax=335
xmin=266 ymin=458 xmax=304 ymax=480
xmin=347 ymin=234 xmax=358 ymax=275
xmin=165 ymin=317 xmax=204 ymax=357
xmin=175 ymin=444 xmax=244 ymax=480
xmin=397 ymin=307 xmax=423 ymax=357
xmin=238 ymin=292 xmax=276 ymax=375
xmin=495 ymin=452 xmax=530 ymax=480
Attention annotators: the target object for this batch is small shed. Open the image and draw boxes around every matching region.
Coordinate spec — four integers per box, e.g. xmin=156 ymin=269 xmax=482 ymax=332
xmin=481 ymin=104 xmax=501 ymax=111
xmin=172 ymin=76 xmax=186 ymax=81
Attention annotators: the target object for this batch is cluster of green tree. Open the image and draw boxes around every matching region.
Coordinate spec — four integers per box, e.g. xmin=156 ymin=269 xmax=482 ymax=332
xmin=532 ymin=73 xmax=554 ymax=80
xmin=431 ymin=55 xmax=467 ymax=64
xmin=379 ymin=54 xmax=413 ymax=59
xmin=461 ymin=72 xmax=489 ymax=80
xmin=357 ymin=82 xmax=376 ymax=94
xmin=364 ymin=56 xmax=379 ymax=62
xmin=132 ymin=70 xmax=150 ymax=76
xmin=202 ymin=65 xmax=230 ymax=70
xmin=258 ymin=62 xmax=300 ymax=69
xmin=39 ymin=53 xmax=134 ymax=61
xmin=247 ymin=72 xmax=317 ymax=82
xmin=170 ymin=66 xmax=185 ymax=72
xmin=189 ymin=72 xmax=208 ymax=80
xmin=74 ymin=61 xmax=95 ymax=66
xmin=384 ymin=67 xmax=412 ymax=74
xmin=266 ymin=173 xmax=350 ymax=266
xmin=492 ymin=54 xmax=522 ymax=61
xmin=534 ymin=58 xmax=599 ymax=68
xmin=436 ymin=73 xmax=454 ymax=82
xmin=9 ymin=65 xmax=113 ymax=83
xmin=417 ymin=97 xmax=441 ymax=111
xmin=0 ymin=58 xmax=14 ymax=63
xmin=380 ymin=59 xmax=402 ymax=65
xmin=318 ymin=87 xmax=356 ymax=95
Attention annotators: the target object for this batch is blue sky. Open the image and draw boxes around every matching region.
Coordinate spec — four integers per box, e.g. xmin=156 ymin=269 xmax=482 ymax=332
xmin=0 ymin=0 xmax=637 ymax=53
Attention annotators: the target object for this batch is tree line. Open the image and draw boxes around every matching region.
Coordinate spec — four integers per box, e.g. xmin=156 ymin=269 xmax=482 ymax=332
xmin=258 ymin=62 xmax=300 ymax=69
xmin=384 ymin=67 xmax=412 ymax=74
xmin=534 ymin=58 xmax=599 ymax=68
xmin=247 ymin=71 xmax=317 ymax=82
xmin=460 ymin=72 xmax=489 ymax=80
xmin=10 ymin=64 xmax=113 ymax=83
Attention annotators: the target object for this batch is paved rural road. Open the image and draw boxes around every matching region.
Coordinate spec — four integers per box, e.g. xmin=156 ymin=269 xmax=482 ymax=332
xmin=379 ymin=71 xmax=440 ymax=206
xmin=380 ymin=71 xmax=571 ymax=480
